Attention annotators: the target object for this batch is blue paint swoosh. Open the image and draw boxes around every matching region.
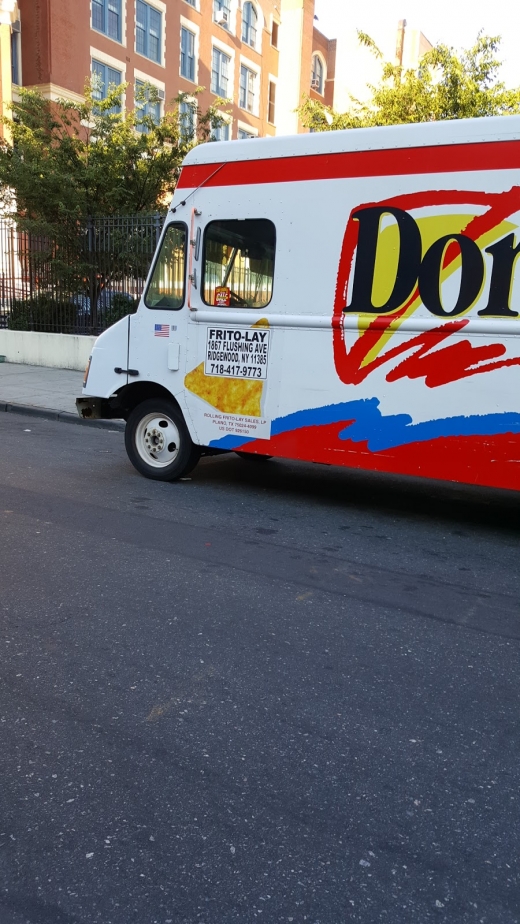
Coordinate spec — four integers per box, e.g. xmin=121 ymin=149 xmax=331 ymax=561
xmin=209 ymin=398 xmax=520 ymax=452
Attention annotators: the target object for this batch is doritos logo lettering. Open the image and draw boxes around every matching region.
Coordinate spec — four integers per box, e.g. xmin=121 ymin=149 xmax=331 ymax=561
xmin=333 ymin=187 xmax=520 ymax=388
xmin=345 ymin=205 xmax=520 ymax=319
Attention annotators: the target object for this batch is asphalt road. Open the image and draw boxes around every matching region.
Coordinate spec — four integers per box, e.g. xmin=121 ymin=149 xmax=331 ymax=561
xmin=0 ymin=411 xmax=519 ymax=924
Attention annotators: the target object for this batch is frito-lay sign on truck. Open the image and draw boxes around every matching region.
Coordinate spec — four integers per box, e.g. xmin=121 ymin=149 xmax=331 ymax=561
xmin=78 ymin=121 xmax=520 ymax=490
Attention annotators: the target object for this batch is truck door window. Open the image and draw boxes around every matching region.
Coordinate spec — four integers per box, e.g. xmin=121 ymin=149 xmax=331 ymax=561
xmin=145 ymin=223 xmax=187 ymax=309
xmin=203 ymin=219 xmax=275 ymax=308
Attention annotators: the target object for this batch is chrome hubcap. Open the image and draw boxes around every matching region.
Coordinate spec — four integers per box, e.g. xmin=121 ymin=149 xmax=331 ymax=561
xmin=135 ymin=413 xmax=180 ymax=468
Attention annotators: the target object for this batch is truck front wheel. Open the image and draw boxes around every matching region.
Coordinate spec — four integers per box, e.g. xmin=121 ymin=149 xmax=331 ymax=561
xmin=125 ymin=399 xmax=200 ymax=481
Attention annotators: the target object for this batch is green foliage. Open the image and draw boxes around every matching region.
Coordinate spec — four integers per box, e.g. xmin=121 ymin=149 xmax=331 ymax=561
xmin=7 ymin=291 xmax=138 ymax=333
xmin=298 ymin=33 xmax=520 ymax=132
xmin=8 ymin=294 xmax=77 ymax=333
xmin=102 ymin=293 xmax=139 ymax=329
xmin=0 ymin=83 xmax=228 ymax=231
xmin=0 ymin=83 xmax=228 ymax=328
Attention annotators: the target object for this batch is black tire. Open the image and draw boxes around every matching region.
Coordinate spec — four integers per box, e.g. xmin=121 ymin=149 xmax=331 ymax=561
xmin=125 ymin=398 xmax=201 ymax=481
xmin=235 ymin=451 xmax=272 ymax=461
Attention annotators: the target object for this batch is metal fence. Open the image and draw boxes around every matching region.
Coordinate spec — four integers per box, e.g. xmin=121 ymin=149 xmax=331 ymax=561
xmin=0 ymin=213 xmax=166 ymax=335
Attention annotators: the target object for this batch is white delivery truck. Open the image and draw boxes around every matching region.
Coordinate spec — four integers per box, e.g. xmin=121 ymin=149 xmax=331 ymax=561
xmin=77 ymin=116 xmax=520 ymax=491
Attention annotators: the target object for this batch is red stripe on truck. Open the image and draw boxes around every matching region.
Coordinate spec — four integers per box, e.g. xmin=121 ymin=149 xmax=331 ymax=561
xmin=177 ymin=139 xmax=520 ymax=189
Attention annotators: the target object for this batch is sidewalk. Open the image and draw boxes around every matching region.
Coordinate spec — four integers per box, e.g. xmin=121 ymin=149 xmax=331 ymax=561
xmin=0 ymin=362 xmax=123 ymax=429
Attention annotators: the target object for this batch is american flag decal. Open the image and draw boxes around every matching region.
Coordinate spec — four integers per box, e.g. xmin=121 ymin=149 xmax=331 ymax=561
xmin=154 ymin=324 xmax=169 ymax=338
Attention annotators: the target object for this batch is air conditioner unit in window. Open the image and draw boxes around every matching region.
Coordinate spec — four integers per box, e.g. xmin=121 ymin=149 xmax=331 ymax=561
xmin=215 ymin=10 xmax=228 ymax=23
xmin=311 ymin=79 xmax=321 ymax=90
xmin=157 ymin=88 xmax=165 ymax=100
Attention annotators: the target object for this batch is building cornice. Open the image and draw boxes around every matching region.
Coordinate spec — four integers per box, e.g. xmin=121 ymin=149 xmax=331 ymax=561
xmin=25 ymin=83 xmax=86 ymax=105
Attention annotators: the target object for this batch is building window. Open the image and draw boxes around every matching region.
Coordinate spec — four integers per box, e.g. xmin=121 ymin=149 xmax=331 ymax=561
xmin=184 ymin=0 xmax=196 ymax=6
xmin=271 ymin=21 xmax=279 ymax=48
xmin=92 ymin=0 xmax=122 ymax=42
xmin=92 ymin=60 xmax=122 ymax=113
xmin=213 ymin=0 xmax=231 ymax=29
xmin=136 ymin=0 xmax=162 ymax=64
xmin=237 ymin=128 xmax=254 ymax=139
xmin=242 ymin=2 xmax=257 ymax=49
xmin=11 ymin=29 xmax=20 ymax=85
xmin=239 ymin=64 xmax=256 ymax=113
xmin=211 ymin=119 xmax=230 ymax=141
xmin=203 ymin=219 xmax=275 ymax=308
xmin=135 ymin=80 xmax=161 ymax=132
xmin=179 ymin=99 xmax=195 ymax=142
xmin=180 ymin=27 xmax=196 ymax=81
xmin=211 ymin=47 xmax=230 ymax=97
xmin=311 ymin=54 xmax=324 ymax=93
xmin=268 ymin=81 xmax=276 ymax=125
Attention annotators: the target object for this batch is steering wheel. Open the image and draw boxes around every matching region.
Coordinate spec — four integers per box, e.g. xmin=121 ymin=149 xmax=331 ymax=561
xmin=229 ymin=291 xmax=248 ymax=306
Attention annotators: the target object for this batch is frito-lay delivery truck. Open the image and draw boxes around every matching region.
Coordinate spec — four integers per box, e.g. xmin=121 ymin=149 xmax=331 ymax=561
xmin=77 ymin=116 xmax=520 ymax=490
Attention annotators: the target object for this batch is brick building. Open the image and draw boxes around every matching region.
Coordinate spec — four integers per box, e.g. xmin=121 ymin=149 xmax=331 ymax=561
xmin=19 ymin=0 xmax=283 ymax=140
xmin=2 ymin=1 xmax=432 ymax=141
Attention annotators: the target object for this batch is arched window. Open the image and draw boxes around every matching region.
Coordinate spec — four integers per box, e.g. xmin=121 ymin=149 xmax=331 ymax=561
xmin=242 ymin=1 xmax=257 ymax=48
xmin=311 ymin=54 xmax=324 ymax=94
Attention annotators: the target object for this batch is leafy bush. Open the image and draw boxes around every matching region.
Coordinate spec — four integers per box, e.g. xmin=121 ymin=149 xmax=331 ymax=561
xmin=7 ymin=295 xmax=77 ymax=333
xmin=101 ymin=293 xmax=138 ymax=329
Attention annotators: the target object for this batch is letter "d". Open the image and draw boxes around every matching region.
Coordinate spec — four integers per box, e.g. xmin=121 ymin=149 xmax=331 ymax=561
xmin=344 ymin=206 xmax=422 ymax=314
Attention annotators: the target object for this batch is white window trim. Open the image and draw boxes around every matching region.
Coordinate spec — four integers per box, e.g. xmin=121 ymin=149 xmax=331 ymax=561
xmin=212 ymin=35 xmax=234 ymax=57
xmin=91 ymin=0 xmax=127 ymax=47
xmin=239 ymin=52 xmax=260 ymax=75
xmin=212 ymin=0 xmax=239 ymax=39
xmin=90 ymin=46 xmax=127 ymax=77
xmin=311 ymin=51 xmax=326 ymax=95
xmin=180 ymin=13 xmax=199 ymax=30
xmin=121 ymin=0 xmax=127 ymax=48
xmin=237 ymin=118 xmax=258 ymax=138
xmin=269 ymin=15 xmax=280 ymax=49
xmin=180 ymin=16 xmax=199 ymax=84
xmin=267 ymin=73 xmax=277 ymax=126
xmin=90 ymin=52 xmax=126 ymax=114
xmin=211 ymin=41 xmax=235 ymax=100
xmin=134 ymin=67 xmax=165 ymax=93
xmin=241 ymin=1 xmax=264 ymax=55
xmin=239 ymin=55 xmax=260 ymax=117
xmin=211 ymin=110 xmax=232 ymax=141
xmin=134 ymin=0 xmax=166 ymax=68
xmin=178 ymin=91 xmax=198 ymax=140
xmin=134 ymin=70 xmax=165 ymax=127
xmin=144 ymin=0 xmax=166 ymax=12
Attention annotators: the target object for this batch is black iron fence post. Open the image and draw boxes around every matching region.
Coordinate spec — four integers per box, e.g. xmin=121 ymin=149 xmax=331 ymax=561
xmin=86 ymin=216 xmax=98 ymax=333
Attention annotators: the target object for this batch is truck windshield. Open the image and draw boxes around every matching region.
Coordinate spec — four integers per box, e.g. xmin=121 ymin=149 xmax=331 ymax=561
xmin=145 ymin=223 xmax=187 ymax=309
xmin=203 ymin=219 xmax=275 ymax=308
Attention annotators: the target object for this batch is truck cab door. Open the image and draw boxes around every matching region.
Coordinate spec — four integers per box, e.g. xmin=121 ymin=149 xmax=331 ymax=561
xmin=182 ymin=213 xmax=278 ymax=452
xmin=126 ymin=219 xmax=194 ymax=419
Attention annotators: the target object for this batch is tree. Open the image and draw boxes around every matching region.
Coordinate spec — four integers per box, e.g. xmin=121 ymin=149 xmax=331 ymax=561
xmin=0 ymin=81 xmax=226 ymax=225
xmin=0 ymin=82 xmax=228 ymax=328
xmin=298 ymin=33 xmax=520 ymax=132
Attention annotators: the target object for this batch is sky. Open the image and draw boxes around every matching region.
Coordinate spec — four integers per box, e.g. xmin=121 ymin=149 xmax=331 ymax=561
xmin=313 ymin=0 xmax=520 ymax=89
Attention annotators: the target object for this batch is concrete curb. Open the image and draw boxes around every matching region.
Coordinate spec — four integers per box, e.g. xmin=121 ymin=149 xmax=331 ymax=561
xmin=0 ymin=401 xmax=125 ymax=431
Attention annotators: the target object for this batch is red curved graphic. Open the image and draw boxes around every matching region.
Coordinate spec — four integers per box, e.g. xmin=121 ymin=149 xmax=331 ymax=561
xmin=236 ymin=424 xmax=520 ymax=492
xmin=332 ymin=187 xmax=520 ymax=387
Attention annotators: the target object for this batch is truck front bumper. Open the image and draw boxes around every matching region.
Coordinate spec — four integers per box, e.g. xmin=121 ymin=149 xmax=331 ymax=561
xmin=76 ymin=396 xmax=124 ymax=421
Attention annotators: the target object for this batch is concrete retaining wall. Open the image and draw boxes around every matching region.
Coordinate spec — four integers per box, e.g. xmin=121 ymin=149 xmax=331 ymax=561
xmin=0 ymin=331 xmax=96 ymax=371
